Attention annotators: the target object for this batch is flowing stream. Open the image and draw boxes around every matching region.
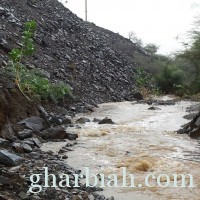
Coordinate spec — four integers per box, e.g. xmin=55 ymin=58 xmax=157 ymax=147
xmin=41 ymin=96 xmax=200 ymax=200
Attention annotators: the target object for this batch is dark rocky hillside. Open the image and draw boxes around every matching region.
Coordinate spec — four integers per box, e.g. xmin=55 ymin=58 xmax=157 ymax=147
xmin=0 ymin=0 xmax=147 ymax=105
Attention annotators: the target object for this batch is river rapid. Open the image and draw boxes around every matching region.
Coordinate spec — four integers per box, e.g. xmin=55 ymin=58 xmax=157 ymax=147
xmin=41 ymin=96 xmax=200 ymax=200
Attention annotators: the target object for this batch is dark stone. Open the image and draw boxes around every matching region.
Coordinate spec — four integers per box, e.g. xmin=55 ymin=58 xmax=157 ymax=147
xmin=18 ymin=129 xmax=33 ymax=139
xmin=23 ymin=140 xmax=35 ymax=148
xmin=18 ymin=116 xmax=44 ymax=132
xmin=62 ymin=116 xmax=72 ymax=125
xmin=65 ymin=131 xmax=78 ymax=140
xmin=76 ymin=117 xmax=90 ymax=124
xmin=50 ymin=116 xmax=62 ymax=125
xmin=22 ymin=143 xmax=33 ymax=153
xmin=40 ymin=126 xmax=67 ymax=140
xmin=148 ymin=106 xmax=161 ymax=110
xmin=62 ymin=155 xmax=68 ymax=159
xmin=0 ymin=150 xmax=23 ymax=166
xmin=98 ymin=117 xmax=115 ymax=125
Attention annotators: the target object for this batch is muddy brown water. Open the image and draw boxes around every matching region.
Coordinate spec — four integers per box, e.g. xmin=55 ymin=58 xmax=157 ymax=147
xmin=41 ymin=96 xmax=200 ymax=200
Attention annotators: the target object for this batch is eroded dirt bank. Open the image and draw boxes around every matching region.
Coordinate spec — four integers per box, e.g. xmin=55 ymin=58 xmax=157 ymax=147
xmin=42 ymin=97 xmax=200 ymax=200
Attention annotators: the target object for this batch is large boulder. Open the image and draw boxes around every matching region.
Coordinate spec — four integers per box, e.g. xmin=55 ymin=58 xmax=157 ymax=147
xmin=98 ymin=117 xmax=115 ymax=125
xmin=178 ymin=113 xmax=200 ymax=138
xmin=39 ymin=126 xmax=78 ymax=140
xmin=0 ymin=150 xmax=23 ymax=166
xmin=18 ymin=116 xmax=45 ymax=132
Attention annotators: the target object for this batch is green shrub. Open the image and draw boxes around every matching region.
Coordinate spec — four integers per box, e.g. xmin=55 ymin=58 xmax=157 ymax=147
xmin=134 ymin=67 xmax=159 ymax=97
xmin=156 ymin=65 xmax=185 ymax=93
xmin=7 ymin=20 xmax=72 ymax=102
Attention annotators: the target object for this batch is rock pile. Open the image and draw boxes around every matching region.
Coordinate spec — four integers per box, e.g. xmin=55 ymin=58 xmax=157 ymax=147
xmin=178 ymin=112 xmax=200 ymax=138
xmin=0 ymin=0 xmax=148 ymax=105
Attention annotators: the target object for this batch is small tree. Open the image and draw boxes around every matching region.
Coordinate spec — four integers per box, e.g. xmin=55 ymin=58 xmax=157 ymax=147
xmin=144 ymin=43 xmax=159 ymax=56
xmin=128 ymin=31 xmax=143 ymax=47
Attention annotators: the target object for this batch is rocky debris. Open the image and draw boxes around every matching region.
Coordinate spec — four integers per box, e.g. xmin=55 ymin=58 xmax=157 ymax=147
xmin=141 ymin=99 xmax=176 ymax=106
xmin=49 ymin=114 xmax=72 ymax=125
xmin=0 ymin=0 xmax=149 ymax=106
xmin=0 ymin=145 xmax=111 ymax=200
xmin=98 ymin=117 xmax=115 ymax=125
xmin=178 ymin=112 xmax=200 ymax=138
xmin=76 ymin=117 xmax=90 ymax=124
xmin=0 ymin=150 xmax=23 ymax=166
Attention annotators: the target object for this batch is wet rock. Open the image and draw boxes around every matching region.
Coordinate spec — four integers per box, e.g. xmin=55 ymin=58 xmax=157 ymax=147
xmin=50 ymin=116 xmax=63 ymax=125
xmin=177 ymin=112 xmax=200 ymax=138
xmin=66 ymin=131 xmax=78 ymax=140
xmin=76 ymin=117 xmax=90 ymax=124
xmin=148 ymin=106 xmax=161 ymax=110
xmin=98 ymin=117 xmax=115 ymax=125
xmin=62 ymin=155 xmax=68 ymax=159
xmin=189 ymin=129 xmax=200 ymax=138
xmin=85 ymin=104 xmax=95 ymax=112
xmin=70 ymin=107 xmax=76 ymax=112
xmin=40 ymin=126 xmax=67 ymax=140
xmin=17 ymin=129 xmax=33 ymax=139
xmin=62 ymin=116 xmax=72 ymax=125
xmin=18 ymin=116 xmax=44 ymax=132
xmin=0 ymin=150 xmax=23 ymax=166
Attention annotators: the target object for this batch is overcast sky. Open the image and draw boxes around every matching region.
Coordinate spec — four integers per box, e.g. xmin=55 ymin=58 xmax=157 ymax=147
xmin=60 ymin=0 xmax=200 ymax=55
